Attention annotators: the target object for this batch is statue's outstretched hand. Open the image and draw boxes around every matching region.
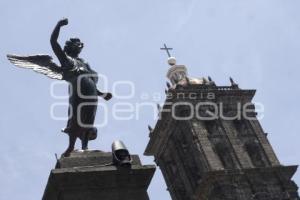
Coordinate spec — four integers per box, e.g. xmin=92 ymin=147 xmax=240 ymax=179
xmin=103 ymin=93 xmax=113 ymax=101
xmin=57 ymin=18 xmax=68 ymax=27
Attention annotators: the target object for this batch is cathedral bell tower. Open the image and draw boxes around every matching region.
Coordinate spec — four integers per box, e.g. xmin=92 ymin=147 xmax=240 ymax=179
xmin=144 ymin=47 xmax=299 ymax=200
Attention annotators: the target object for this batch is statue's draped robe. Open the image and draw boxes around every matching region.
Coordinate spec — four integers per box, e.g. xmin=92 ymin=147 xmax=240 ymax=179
xmin=63 ymin=56 xmax=98 ymax=140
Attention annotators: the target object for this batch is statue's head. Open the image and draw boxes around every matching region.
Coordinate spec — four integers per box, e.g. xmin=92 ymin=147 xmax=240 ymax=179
xmin=64 ymin=38 xmax=84 ymax=57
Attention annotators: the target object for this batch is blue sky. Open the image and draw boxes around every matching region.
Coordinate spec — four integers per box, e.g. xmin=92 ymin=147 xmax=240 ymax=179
xmin=0 ymin=0 xmax=300 ymax=199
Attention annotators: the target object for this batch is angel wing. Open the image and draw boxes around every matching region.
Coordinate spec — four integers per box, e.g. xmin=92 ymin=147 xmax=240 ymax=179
xmin=7 ymin=54 xmax=63 ymax=80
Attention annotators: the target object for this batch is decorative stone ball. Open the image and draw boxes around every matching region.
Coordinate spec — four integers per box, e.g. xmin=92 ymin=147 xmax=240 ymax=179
xmin=168 ymin=57 xmax=176 ymax=66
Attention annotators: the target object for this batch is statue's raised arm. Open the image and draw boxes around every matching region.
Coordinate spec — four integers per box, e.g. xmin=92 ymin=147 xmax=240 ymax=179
xmin=50 ymin=18 xmax=69 ymax=67
xmin=5 ymin=19 xmax=76 ymax=80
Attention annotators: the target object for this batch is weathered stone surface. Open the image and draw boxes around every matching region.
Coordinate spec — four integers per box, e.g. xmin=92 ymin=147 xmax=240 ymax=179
xmin=43 ymin=151 xmax=155 ymax=200
xmin=145 ymin=84 xmax=299 ymax=200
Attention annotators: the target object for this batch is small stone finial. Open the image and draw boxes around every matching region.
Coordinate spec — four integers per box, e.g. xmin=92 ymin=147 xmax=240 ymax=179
xmin=55 ymin=153 xmax=58 ymax=161
xmin=264 ymin=132 xmax=268 ymax=137
xmin=148 ymin=125 xmax=153 ymax=132
xmin=208 ymin=76 xmax=216 ymax=86
xmin=166 ymin=82 xmax=171 ymax=89
xmin=229 ymin=77 xmax=235 ymax=85
xmin=167 ymin=57 xmax=176 ymax=66
xmin=157 ymin=104 xmax=161 ymax=111
xmin=229 ymin=77 xmax=239 ymax=88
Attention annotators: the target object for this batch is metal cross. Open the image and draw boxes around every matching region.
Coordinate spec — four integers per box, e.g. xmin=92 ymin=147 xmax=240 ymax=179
xmin=160 ymin=43 xmax=173 ymax=58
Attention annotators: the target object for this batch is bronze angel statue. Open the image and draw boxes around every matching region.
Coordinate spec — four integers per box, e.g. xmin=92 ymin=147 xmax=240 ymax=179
xmin=7 ymin=18 xmax=112 ymax=156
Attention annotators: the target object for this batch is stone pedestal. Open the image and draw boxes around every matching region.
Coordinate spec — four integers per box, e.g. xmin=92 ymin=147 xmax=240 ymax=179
xmin=42 ymin=151 xmax=155 ymax=200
